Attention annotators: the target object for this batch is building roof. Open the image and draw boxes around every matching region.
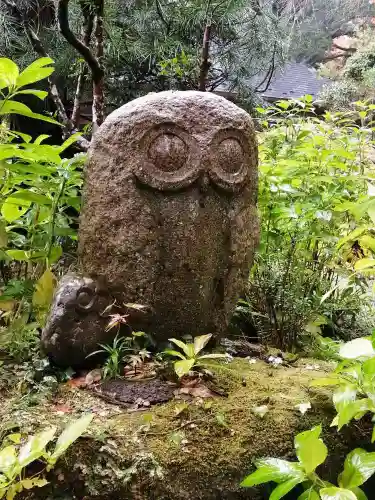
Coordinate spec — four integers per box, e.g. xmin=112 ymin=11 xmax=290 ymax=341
xmin=261 ymin=62 xmax=331 ymax=101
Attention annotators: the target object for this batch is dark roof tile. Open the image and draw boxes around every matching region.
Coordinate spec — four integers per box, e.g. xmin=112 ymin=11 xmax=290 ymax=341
xmin=262 ymin=62 xmax=331 ymax=100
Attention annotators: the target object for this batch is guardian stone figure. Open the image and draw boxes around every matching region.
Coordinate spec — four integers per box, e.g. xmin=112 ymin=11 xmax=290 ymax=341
xmin=42 ymin=91 xmax=258 ymax=366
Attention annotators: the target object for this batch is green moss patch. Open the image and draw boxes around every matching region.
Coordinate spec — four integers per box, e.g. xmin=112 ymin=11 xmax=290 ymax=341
xmin=2 ymin=358 xmax=371 ymax=499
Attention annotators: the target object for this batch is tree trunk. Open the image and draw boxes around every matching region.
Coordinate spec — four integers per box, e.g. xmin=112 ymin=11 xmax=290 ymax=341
xmin=92 ymin=0 xmax=105 ymax=131
xmin=199 ymin=23 xmax=212 ymax=92
xmin=71 ymin=3 xmax=94 ymax=129
xmin=57 ymin=0 xmax=104 ymax=134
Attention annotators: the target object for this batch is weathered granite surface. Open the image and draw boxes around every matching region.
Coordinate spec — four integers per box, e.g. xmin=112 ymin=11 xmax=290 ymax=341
xmin=42 ymin=91 xmax=259 ymax=366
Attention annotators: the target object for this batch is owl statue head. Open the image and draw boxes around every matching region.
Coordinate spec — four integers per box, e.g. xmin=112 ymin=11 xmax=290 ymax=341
xmin=85 ymin=90 xmax=257 ymax=194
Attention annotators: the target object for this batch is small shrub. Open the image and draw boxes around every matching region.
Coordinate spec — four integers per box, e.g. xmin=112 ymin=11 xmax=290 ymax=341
xmin=244 ymin=99 xmax=375 ymax=351
xmin=318 ymin=80 xmax=361 ymax=111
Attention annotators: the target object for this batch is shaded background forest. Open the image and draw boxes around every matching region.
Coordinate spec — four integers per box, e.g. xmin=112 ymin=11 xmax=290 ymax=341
xmin=1 ymin=0 xmax=375 ymax=142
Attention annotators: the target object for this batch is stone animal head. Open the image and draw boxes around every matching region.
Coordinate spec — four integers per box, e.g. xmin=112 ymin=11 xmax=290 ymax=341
xmin=41 ymin=273 xmax=115 ymax=367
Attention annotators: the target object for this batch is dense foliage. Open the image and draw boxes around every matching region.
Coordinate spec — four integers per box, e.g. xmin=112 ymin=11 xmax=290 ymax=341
xmin=239 ymin=98 xmax=375 ymax=349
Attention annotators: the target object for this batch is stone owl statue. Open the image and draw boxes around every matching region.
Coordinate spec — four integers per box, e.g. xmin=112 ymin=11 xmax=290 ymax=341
xmin=42 ymin=90 xmax=258 ymax=366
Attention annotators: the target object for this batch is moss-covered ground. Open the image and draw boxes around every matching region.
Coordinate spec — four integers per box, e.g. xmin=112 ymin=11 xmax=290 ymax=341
xmin=1 ymin=358 xmax=372 ymax=499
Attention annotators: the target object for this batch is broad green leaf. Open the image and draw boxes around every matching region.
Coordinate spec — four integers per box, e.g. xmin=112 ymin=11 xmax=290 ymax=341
xmin=0 ymin=446 xmax=16 ymax=477
xmin=294 ymin=425 xmax=327 ymax=474
xmin=270 ymin=478 xmax=304 ymax=500
xmin=169 ymin=338 xmax=193 ymax=358
xmin=310 ymin=377 xmax=341 ymax=387
xmin=18 ymin=427 xmax=56 ymax=468
xmin=4 ymin=483 xmax=17 ymax=500
xmin=339 ymin=448 xmax=375 ymax=489
xmin=11 ymin=131 xmax=32 ymax=143
xmin=199 ymin=353 xmax=227 ymax=359
xmin=50 ymin=414 xmax=93 ymax=463
xmin=13 ymin=90 xmax=48 ymax=100
xmin=20 ymin=478 xmax=48 ymax=489
xmin=320 ymin=487 xmax=357 ymax=500
xmin=336 ymin=399 xmax=372 ymax=430
xmin=359 ymin=235 xmax=375 ymax=253
xmin=58 ymin=133 xmax=82 ymax=152
xmin=354 ymin=259 xmax=375 ymax=271
xmin=163 ymin=349 xmax=186 ymax=360
xmin=16 ymin=58 xmax=54 ymax=88
xmin=0 ymin=58 xmax=19 ymax=89
xmin=6 ymin=434 xmax=21 ymax=445
xmin=339 ymin=339 xmax=375 ymax=360
xmin=350 ymin=487 xmax=368 ymax=500
xmin=297 ymin=489 xmax=320 ymax=500
xmin=6 ymin=250 xmax=28 ymax=262
xmin=193 ymin=334 xmax=212 ymax=355
xmin=9 ymin=190 xmax=52 ymax=206
xmin=1 ymin=195 xmax=31 ymax=222
xmin=362 ymin=357 xmax=375 ymax=378
xmin=0 ymin=100 xmax=60 ymax=125
xmin=48 ymin=245 xmax=63 ymax=265
xmin=32 ymin=269 xmax=57 ymax=325
xmin=174 ymin=358 xmax=195 ymax=378
xmin=240 ymin=458 xmax=306 ymax=487
xmin=34 ymin=134 xmax=51 ymax=145
xmin=333 ymin=385 xmax=357 ymax=408
xmin=0 ymin=100 xmax=33 ymax=116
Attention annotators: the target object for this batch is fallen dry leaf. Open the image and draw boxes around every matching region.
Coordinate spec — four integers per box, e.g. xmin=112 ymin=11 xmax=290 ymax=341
xmin=54 ymin=404 xmax=72 ymax=414
xmin=252 ymin=405 xmax=269 ymax=418
xmin=178 ymin=383 xmax=217 ymax=399
xmin=66 ymin=376 xmax=87 ymax=389
xmin=295 ymin=402 xmax=311 ymax=415
xmin=85 ymin=369 xmax=102 ymax=386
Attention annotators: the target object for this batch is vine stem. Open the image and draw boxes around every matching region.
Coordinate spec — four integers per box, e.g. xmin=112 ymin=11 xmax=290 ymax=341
xmin=46 ymin=176 xmax=67 ymax=269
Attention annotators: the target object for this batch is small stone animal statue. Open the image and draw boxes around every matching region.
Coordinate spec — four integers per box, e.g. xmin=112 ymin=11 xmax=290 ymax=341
xmin=42 ymin=90 xmax=259 ymax=367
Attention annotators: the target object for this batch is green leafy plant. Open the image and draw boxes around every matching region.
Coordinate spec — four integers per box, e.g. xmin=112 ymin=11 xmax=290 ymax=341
xmin=0 ymin=57 xmax=60 ymax=126
xmin=311 ymin=334 xmax=375 ymax=433
xmin=163 ymin=334 xmax=226 ymax=378
xmin=0 ymin=413 xmax=93 ymax=499
xmin=247 ymin=98 xmax=375 ymax=349
xmin=87 ymin=332 xmax=134 ymax=379
xmin=0 ymin=56 xmax=83 ymax=277
xmin=0 ymin=56 xmax=84 ymax=336
xmin=241 ymin=425 xmax=375 ymax=499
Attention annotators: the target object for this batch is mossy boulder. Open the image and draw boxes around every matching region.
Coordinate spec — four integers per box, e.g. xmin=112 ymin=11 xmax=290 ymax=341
xmin=2 ymin=358 xmax=372 ymax=499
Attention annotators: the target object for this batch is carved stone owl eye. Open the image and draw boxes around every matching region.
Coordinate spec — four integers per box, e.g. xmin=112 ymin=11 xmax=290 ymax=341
xmin=134 ymin=123 xmax=201 ymax=190
xmin=75 ymin=284 xmax=97 ymax=312
xmin=208 ymin=128 xmax=253 ymax=192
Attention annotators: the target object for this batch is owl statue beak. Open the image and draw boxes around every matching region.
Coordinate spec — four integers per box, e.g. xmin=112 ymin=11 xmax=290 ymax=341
xmin=199 ymin=172 xmax=210 ymax=193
